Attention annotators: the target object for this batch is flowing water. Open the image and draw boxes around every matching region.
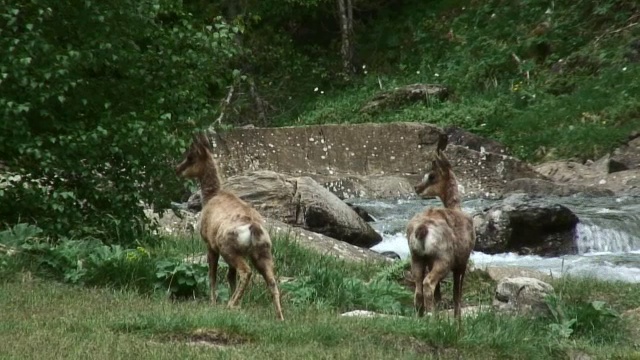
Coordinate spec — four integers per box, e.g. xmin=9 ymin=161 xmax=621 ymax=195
xmin=350 ymin=195 xmax=640 ymax=283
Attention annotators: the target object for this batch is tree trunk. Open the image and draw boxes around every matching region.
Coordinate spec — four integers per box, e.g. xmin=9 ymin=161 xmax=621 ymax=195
xmin=337 ymin=0 xmax=354 ymax=75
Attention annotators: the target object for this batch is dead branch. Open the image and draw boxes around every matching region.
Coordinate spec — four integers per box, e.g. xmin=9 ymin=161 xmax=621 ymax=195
xmin=214 ymin=85 xmax=236 ymax=127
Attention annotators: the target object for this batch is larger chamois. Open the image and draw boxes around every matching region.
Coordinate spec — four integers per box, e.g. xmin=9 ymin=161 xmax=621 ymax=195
xmin=175 ymin=132 xmax=284 ymax=321
xmin=406 ymin=137 xmax=475 ymax=320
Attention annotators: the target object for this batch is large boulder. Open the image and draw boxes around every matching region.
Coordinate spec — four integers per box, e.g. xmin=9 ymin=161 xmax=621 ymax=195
xmin=322 ymin=175 xmax=416 ymax=199
xmin=183 ymin=218 xmax=391 ymax=264
xmin=504 ymin=178 xmax=614 ymax=197
xmin=534 ymin=160 xmax=600 ymax=183
xmin=473 ymin=194 xmax=579 ymax=256
xmin=224 ymin=171 xmax=382 ymax=248
xmin=444 ymin=126 xmax=510 ymax=155
xmin=442 ymin=145 xmax=547 ymax=198
xmin=493 ymin=277 xmax=554 ymax=315
xmin=535 ymin=159 xmax=640 ymax=196
xmin=207 ymin=122 xmax=443 ymax=182
xmin=205 ymin=123 xmax=545 ymax=199
xmin=359 ymin=83 xmax=450 ymax=114
xmin=264 ymin=219 xmax=390 ymax=263
xmin=609 ymin=135 xmax=640 ymax=173
xmin=481 ymin=266 xmax=552 ymax=282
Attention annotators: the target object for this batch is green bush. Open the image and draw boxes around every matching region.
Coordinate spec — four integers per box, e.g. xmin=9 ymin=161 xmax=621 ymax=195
xmin=154 ymin=259 xmax=210 ymax=300
xmin=0 ymin=0 xmax=241 ymax=243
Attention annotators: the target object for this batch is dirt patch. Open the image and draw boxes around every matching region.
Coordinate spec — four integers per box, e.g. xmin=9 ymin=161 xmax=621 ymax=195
xmin=167 ymin=328 xmax=249 ymax=349
xmin=384 ymin=335 xmax=460 ymax=358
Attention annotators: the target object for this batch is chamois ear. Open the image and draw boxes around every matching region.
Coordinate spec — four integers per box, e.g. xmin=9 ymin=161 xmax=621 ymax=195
xmin=188 ymin=132 xmax=210 ymax=158
xmin=196 ymin=132 xmax=211 ymax=147
xmin=436 ymin=133 xmax=449 ymax=153
xmin=434 ymin=151 xmax=452 ymax=173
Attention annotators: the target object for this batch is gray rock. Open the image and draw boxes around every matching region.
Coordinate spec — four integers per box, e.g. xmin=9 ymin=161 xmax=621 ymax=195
xmin=445 ymin=126 xmax=510 ymax=155
xmin=494 ymin=276 xmax=554 ymax=315
xmin=380 ymin=251 xmax=401 ymax=260
xmin=181 ymin=218 xmax=391 ymax=264
xmin=473 ymin=194 xmax=579 ymax=256
xmin=441 ymin=145 xmax=546 ymax=199
xmin=323 ymin=175 xmax=416 ymax=200
xmin=224 ymin=171 xmax=382 ymax=248
xmin=359 ymin=83 xmax=449 ymax=114
xmin=187 ymin=191 xmax=203 ymax=212
xmin=504 ymin=178 xmax=614 ymax=197
xmin=609 ymin=136 xmax=640 ymax=173
xmin=264 ymin=218 xmax=390 ymax=263
xmin=205 ymin=123 xmax=545 ymax=199
xmin=481 ymin=266 xmax=552 ymax=282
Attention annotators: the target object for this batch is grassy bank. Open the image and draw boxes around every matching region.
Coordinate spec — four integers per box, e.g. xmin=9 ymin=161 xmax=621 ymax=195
xmin=271 ymin=0 xmax=640 ymax=163
xmin=1 ymin=224 xmax=640 ymax=359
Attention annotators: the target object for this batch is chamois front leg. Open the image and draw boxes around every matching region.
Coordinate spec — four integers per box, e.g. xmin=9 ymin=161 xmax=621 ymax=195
xmin=207 ymin=247 xmax=220 ymax=305
xmin=411 ymin=255 xmax=427 ymax=317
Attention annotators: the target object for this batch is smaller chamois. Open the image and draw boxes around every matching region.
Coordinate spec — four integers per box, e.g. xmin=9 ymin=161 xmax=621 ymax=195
xmin=406 ymin=140 xmax=475 ymax=320
xmin=176 ymin=132 xmax=284 ymax=321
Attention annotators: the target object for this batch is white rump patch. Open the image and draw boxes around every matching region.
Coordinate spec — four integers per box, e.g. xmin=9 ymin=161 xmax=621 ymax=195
xmin=410 ymin=225 xmax=444 ymax=256
xmin=424 ymin=227 xmax=443 ymax=254
xmin=235 ymin=224 xmax=252 ymax=246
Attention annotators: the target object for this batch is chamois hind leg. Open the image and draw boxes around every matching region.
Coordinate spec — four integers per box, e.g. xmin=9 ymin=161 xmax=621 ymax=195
xmin=251 ymin=248 xmax=284 ymax=321
xmin=207 ymin=247 xmax=220 ymax=305
xmin=422 ymin=261 xmax=450 ymax=316
xmin=453 ymin=266 xmax=467 ymax=321
xmin=227 ymin=267 xmax=237 ymax=296
xmin=224 ymin=254 xmax=252 ymax=309
xmin=434 ymin=281 xmax=442 ymax=306
xmin=411 ymin=255 xmax=427 ymax=317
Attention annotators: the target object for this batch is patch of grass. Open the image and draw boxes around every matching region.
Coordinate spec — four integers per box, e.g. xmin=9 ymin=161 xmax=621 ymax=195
xmin=551 ymin=275 xmax=640 ymax=312
xmin=1 ymin=278 xmax=637 ymax=360
xmin=270 ymin=0 xmax=640 ymax=163
xmin=2 ymin=223 xmax=639 ymax=359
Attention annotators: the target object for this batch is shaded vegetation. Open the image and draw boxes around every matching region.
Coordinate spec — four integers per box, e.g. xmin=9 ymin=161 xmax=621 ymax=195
xmin=1 ymin=0 xmax=639 ymax=242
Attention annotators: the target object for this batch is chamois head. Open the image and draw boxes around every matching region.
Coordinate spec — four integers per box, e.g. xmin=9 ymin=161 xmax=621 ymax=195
xmin=414 ymin=133 xmax=453 ymax=199
xmin=175 ymin=132 xmax=213 ymax=179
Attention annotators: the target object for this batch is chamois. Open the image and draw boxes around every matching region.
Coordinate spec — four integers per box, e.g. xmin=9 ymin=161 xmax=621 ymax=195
xmin=175 ymin=132 xmax=284 ymax=321
xmin=406 ymin=142 xmax=475 ymax=320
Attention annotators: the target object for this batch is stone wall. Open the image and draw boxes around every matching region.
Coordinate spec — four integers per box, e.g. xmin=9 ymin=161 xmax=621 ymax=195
xmin=208 ymin=122 xmax=543 ymax=199
xmin=209 ymin=122 xmax=443 ymax=179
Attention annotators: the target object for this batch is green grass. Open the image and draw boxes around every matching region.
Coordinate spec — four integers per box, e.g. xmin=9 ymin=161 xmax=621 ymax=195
xmin=0 ymin=277 xmax=637 ymax=360
xmin=269 ymin=0 xmax=640 ymax=163
xmin=1 ymin=230 xmax=640 ymax=359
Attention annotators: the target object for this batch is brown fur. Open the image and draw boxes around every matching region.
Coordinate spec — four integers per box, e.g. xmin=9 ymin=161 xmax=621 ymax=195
xmin=407 ymin=149 xmax=475 ymax=320
xmin=176 ymin=132 xmax=284 ymax=321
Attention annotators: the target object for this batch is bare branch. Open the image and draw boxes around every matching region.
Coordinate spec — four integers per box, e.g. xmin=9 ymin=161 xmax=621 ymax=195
xmin=214 ymin=85 xmax=235 ymax=127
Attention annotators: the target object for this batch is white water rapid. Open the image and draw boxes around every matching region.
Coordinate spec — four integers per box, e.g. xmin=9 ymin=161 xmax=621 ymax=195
xmin=354 ymin=196 xmax=640 ymax=283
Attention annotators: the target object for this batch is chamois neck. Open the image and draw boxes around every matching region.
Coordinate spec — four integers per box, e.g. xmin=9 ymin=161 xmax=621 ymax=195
xmin=440 ymin=173 xmax=461 ymax=209
xmin=199 ymin=160 xmax=222 ymax=203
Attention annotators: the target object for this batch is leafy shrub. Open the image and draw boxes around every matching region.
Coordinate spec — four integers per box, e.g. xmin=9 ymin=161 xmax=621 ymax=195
xmin=154 ymin=259 xmax=210 ymax=300
xmin=545 ymin=294 xmax=622 ymax=344
xmin=0 ymin=0 xmax=241 ymax=243
xmin=0 ymin=223 xmax=156 ymax=291
xmin=281 ymin=263 xmax=412 ymax=314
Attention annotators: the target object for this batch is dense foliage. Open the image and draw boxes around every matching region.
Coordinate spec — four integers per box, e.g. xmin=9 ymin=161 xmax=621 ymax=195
xmin=1 ymin=0 xmax=639 ymax=242
xmin=0 ymin=0 xmax=240 ymax=241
